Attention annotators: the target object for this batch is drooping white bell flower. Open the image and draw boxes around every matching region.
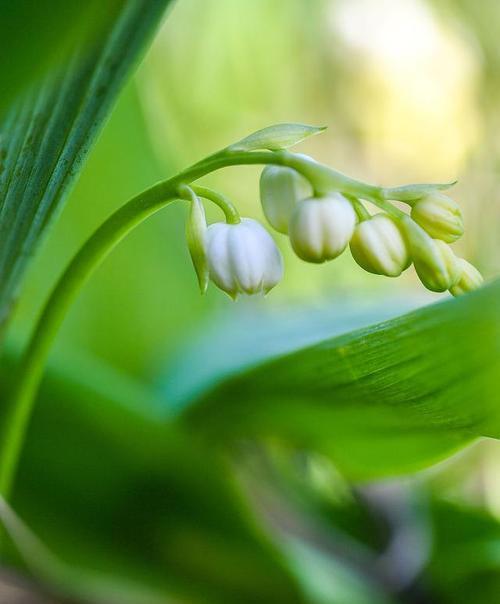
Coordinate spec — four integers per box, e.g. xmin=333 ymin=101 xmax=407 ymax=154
xmin=289 ymin=193 xmax=356 ymax=263
xmin=206 ymin=218 xmax=283 ymax=298
xmin=350 ymin=214 xmax=410 ymax=277
xmin=259 ymin=165 xmax=311 ymax=234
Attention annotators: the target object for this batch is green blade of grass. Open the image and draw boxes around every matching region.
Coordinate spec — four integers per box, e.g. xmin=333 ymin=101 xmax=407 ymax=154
xmin=0 ymin=0 xmax=173 ymax=338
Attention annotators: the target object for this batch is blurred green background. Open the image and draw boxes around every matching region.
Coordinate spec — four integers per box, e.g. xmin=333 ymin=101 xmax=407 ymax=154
xmin=5 ymin=0 xmax=500 ymax=600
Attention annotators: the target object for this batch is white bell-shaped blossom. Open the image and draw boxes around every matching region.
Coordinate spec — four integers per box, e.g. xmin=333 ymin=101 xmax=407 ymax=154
xmin=206 ymin=218 xmax=283 ymax=298
xmin=259 ymin=165 xmax=311 ymax=234
xmin=289 ymin=193 xmax=356 ymax=263
xmin=350 ymin=214 xmax=410 ymax=277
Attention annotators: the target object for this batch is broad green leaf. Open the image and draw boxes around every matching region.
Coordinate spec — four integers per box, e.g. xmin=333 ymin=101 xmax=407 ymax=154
xmin=161 ymin=300 xmax=418 ymax=408
xmin=179 ymin=281 xmax=500 ymax=479
xmin=229 ymin=123 xmax=326 ymax=152
xmin=0 ymin=0 xmax=173 ymax=338
xmin=0 ymin=349 xmax=306 ymax=604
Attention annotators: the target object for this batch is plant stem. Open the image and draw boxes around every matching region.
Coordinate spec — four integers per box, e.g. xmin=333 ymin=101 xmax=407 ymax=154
xmin=345 ymin=195 xmax=371 ymax=222
xmin=0 ymin=146 xmax=410 ymax=501
xmin=364 ymin=191 xmax=407 ymax=221
xmin=0 ymin=149 xmax=276 ymax=500
xmin=190 ymin=185 xmax=241 ymax=224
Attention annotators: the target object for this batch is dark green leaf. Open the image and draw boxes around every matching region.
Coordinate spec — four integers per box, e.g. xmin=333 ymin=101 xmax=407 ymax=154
xmin=428 ymin=501 xmax=500 ymax=604
xmin=0 ymin=0 xmax=173 ymax=338
xmin=180 ymin=281 xmax=500 ymax=479
xmin=0 ymin=350 xmax=306 ymax=604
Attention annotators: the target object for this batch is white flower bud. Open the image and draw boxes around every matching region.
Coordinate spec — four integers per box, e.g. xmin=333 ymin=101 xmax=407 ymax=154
xmin=350 ymin=214 xmax=410 ymax=277
xmin=449 ymin=259 xmax=483 ymax=297
xmin=410 ymin=193 xmax=464 ymax=243
xmin=289 ymin=194 xmax=356 ymax=263
xmin=404 ymin=217 xmax=461 ymax=292
xmin=185 ymin=192 xmax=209 ymax=293
xmin=415 ymin=239 xmax=461 ymax=292
xmin=206 ymin=218 xmax=283 ymax=299
xmin=259 ymin=165 xmax=311 ymax=234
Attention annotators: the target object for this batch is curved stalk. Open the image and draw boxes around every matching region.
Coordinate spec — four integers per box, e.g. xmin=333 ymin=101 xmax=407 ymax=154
xmin=0 ymin=149 xmax=278 ymax=498
xmin=0 ymin=145 xmax=418 ymax=500
xmin=345 ymin=195 xmax=371 ymax=222
xmin=190 ymin=185 xmax=240 ymax=224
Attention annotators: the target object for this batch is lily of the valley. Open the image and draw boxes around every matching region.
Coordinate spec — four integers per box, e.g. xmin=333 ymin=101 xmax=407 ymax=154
xmin=289 ymin=193 xmax=356 ymax=263
xmin=450 ymin=259 xmax=484 ymax=297
xmin=260 ymin=165 xmax=310 ymax=234
xmin=410 ymin=192 xmax=464 ymax=243
xmin=404 ymin=218 xmax=461 ymax=292
xmin=206 ymin=218 xmax=284 ymax=298
xmin=350 ymin=214 xmax=410 ymax=277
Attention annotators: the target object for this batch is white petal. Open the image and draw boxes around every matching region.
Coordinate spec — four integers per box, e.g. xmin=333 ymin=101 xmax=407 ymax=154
xmin=247 ymin=218 xmax=284 ymax=291
xmin=228 ymin=221 xmax=265 ymax=293
xmin=260 ymin=166 xmax=310 ymax=234
xmin=207 ymin=223 xmax=237 ymax=296
xmin=206 ymin=219 xmax=283 ymax=297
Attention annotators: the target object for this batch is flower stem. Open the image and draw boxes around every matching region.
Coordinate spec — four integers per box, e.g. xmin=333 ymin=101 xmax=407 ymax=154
xmin=0 ymin=144 xmax=435 ymax=503
xmin=345 ymin=195 xmax=371 ymax=222
xmin=0 ymin=149 xmax=278 ymax=500
xmin=190 ymin=185 xmax=241 ymax=224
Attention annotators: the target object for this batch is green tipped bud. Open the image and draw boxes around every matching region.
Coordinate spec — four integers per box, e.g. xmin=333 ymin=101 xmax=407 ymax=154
xmin=350 ymin=214 xmax=410 ymax=277
xmin=410 ymin=193 xmax=464 ymax=243
xmin=449 ymin=259 xmax=483 ymax=297
xmin=230 ymin=123 xmax=326 ymax=152
xmin=259 ymin=165 xmax=311 ymax=234
xmin=404 ymin=218 xmax=460 ymax=292
xmin=289 ymin=193 xmax=356 ymax=263
xmin=185 ymin=191 xmax=209 ymax=294
xmin=415 ymin=239 xmax=460 ymax=292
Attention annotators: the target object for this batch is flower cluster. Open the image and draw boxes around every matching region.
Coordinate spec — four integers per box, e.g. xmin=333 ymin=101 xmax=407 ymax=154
xmin=181 ymin=125 xmax=483 ymax=300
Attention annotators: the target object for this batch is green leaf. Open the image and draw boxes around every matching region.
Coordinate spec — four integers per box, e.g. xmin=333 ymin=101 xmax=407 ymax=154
xmin=229 ymin=123 xmax=327 ymax=152
xmin=428 ymin=501 xmax=500 ymax=603
xmin=0 ymin=350 xmax=306 ymax=604
xmin=0 ymin=0 xmax=172 ymax=338
xmin=179 ymin=281 xmax=500 ymax=479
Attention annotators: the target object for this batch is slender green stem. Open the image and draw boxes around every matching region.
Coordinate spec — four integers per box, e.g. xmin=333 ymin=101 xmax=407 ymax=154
xmin=0 ymin=144 xmax=418 ymax=502
xmin=345 ymin=195 xmax=371 ymax=222
xmin=190 ymin=185 xmax=240 ymax=224
xmin=0 ymin=149 xmax=279 ymax=499
xmin=363 ymin=191 xmax=407 ymax=221
xmin=283 ymin=152 xmax=382 ymax=199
